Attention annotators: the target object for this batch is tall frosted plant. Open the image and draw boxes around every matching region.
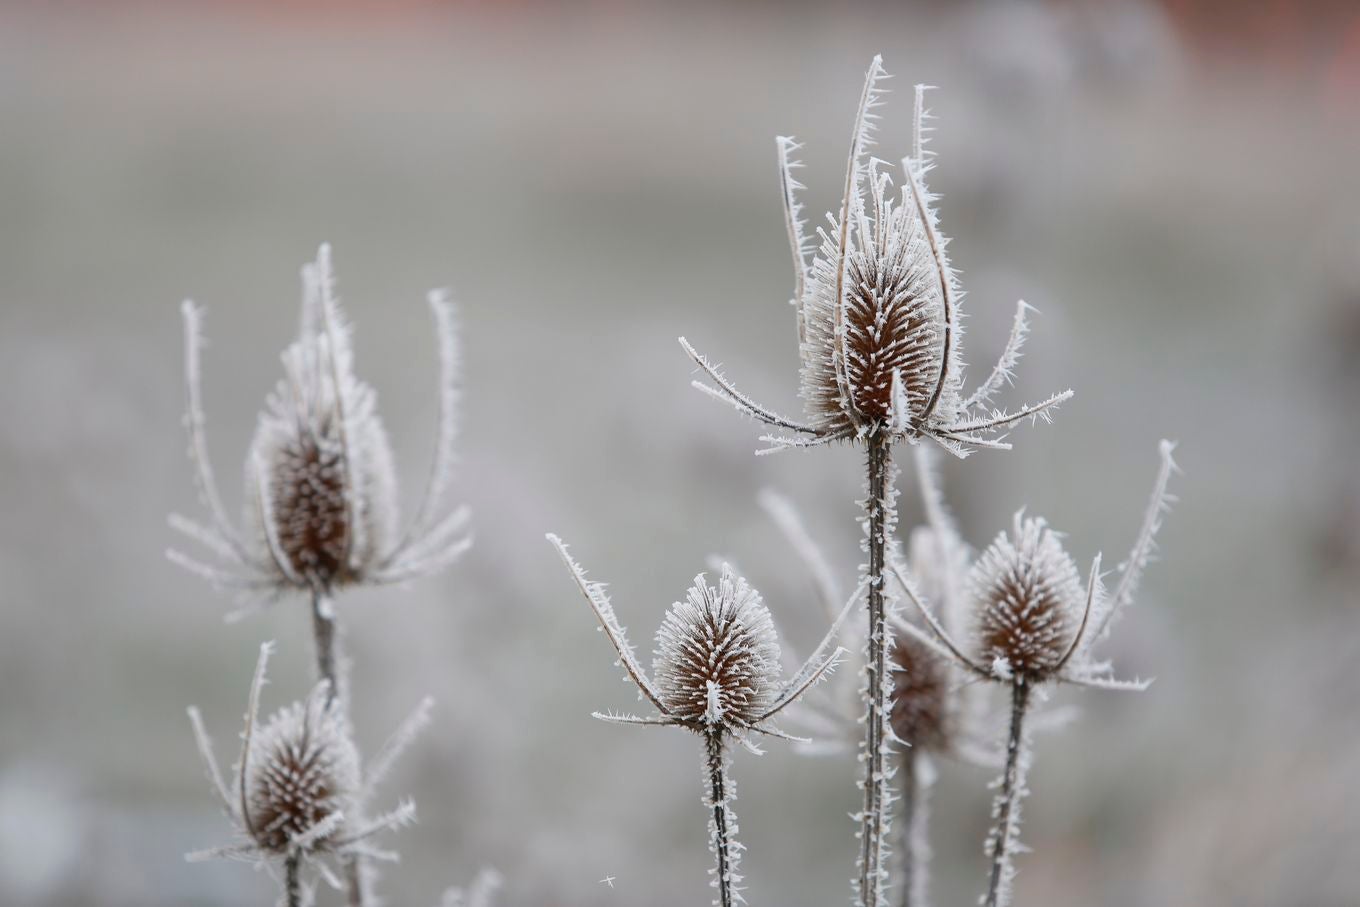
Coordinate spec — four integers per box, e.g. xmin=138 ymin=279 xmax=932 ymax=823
xmin=680 ymin=58 xmax=1070 ymax=907
xmin=169 ymin=245 xmax=471 ymax=906
xmin=896 ymin=441 xmax=1178 ymax=907
xmin=548 ymin=535 xmax=859 ymax=906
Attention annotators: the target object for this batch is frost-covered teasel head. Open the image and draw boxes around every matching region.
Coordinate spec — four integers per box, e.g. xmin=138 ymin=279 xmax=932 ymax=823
xmin=547 ymin=534 xmax=858 ymax=747
xmin=652 ymin=566 xmax=783 ymax=729
xmin=186 ymin=643 xmax=427 ymax=876
xmin=896 ymin=441 xmax=1179 ymax=690
xmin=169 ymin=244 xmax=472 ymax=608
xmin=681 ymin=57 xmax=1071 ymax=457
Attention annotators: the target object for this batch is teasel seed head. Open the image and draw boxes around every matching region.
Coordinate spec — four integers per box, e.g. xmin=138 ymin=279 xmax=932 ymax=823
xmin=680 ymin=60 xmax=1072 ymax=457
xmin=549 ymin=534 xmax=857 ymax=746
xmin=653 ymin=566 xmax=784 ymax=730
xmin=889 ymin=633 xmax=952 ymax=753
xmin=243 ymin=684 xmax=361 ymax=854
xmin=969 ymin=514 xmax=1085 ymax=683
xmin=187 ymin=642 xmax=427 ymax=873
xmin=169 ymin=244 xmax=473 ymax=611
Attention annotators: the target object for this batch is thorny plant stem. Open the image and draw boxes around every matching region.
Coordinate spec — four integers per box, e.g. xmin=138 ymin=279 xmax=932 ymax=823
xmin=705 ymin=728 xmax=736 ymax=907
xmin=858 ymin=431 xmax=893 ymax=907
xmin=285 ymin=853 xmax=302 ymax=907
xmin=309 ymin=588 xmax=368 ymax=907
xmin=896 ymin=749 xmax=919 ymax=907
xmin=985 ymin=681 xmax=1031 ymax=907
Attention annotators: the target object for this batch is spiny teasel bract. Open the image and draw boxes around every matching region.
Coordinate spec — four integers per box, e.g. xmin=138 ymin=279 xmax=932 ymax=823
xmin=680 ymin=57 xmax=1071 ymax=457
xmin=186 ymin=643 xmax=427 ymax=891
xmin=168 ymin=244 xmax=471 ymax=611
xmin=547 ymin=533 xmax=858 ymax=907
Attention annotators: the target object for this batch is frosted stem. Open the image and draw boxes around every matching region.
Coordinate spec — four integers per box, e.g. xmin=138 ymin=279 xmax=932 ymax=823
xmin=284 ymin=853 xmax=302 ymax=907
xmin=311 ymin=589 xmax=341 ymax=706
xmin=309 ymin=587 xmax=367 ymax=906
xmin=896 ymin=748 xmax=931 ymax=907
xmin=984 ymin=681 xmax=1031 ymax=907
xmin=858 ymin=432 xmax=894 ymax=907
xmin=705 ymin=728 xmax=737 ymax=907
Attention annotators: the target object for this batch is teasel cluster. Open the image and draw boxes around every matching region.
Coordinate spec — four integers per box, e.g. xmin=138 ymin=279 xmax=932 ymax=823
xmin=547 ymin=534 xmax=859 ymax=907
xmin=171 ymin=246 xmax=473 ymax=906
xmin=680 ymin=57 xmax=1071 ymax=907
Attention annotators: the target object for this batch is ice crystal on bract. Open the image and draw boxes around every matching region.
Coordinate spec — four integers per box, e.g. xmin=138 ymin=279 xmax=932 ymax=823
xmin=681 ymin=58 xmax=1071 ymax=457
xmin=186 ymin=643 xmax=423 ymax=883
xmin=168 ymin=244 xmax=471 ymax=608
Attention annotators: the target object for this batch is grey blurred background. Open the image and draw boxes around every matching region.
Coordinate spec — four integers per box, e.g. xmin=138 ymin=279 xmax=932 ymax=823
xmin=2 ymin=2 xmax=1359 ymax=905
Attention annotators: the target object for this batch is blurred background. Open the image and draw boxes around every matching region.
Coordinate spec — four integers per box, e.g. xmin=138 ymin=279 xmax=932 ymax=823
xmin=1 ymin=1 xmax=1358 ymax=905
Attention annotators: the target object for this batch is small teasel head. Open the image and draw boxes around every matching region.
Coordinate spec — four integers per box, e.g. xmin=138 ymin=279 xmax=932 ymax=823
xmin=969 ymin=513 xmax=1087 ymax=684
xmin=187 ymin=642 xmax=424 ymax=871
xmin=889 ymin=632 xmax=952 ymax=753
xmin=653 ymin=566 xmax=784 ymax=730
xmin=169 ymin=244 xmax=472 ymax=609
xmin=548 ymin=534 xmax=856 ymax=744
xmin=895 ymin=441 xmax=1178 ymax=693
xmin=242 ymin=682 xmax=361 ymax=854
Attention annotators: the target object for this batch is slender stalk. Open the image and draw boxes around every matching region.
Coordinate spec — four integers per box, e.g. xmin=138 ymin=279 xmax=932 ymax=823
xmin=309 ymin=587 xmax=367 ymax=906
xmin=704 ymin=728 xmax=737 ymax=907
xmin=284 ymin=853 xmax=302 ymax=907
xmin=896 ymin=748 xmax=927 ymax=907
xmin=310 ymin=588 xmax=340 ymax=705
xmin=858 ymin=431 xmax=894 ymax=907
xmin=984 ymin=681 xmax=1031 ymax=907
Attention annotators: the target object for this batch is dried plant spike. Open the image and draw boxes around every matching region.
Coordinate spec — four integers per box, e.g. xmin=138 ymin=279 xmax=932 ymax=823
xmin=186 ymin=642 xmax=429 ymax=904
xmin=168 ymin=244 xmax=472 ymax=609
xmin=549 ymin=536 xmax=856 ymax=905
xmin=653 ymin=566 xmax=783 ymax=729
xmin=971 ymin=513 xmax=1086 ymax=684
xmin=890 ymin=442 xmax=1178 ymax=907
xmin=682 ymin=60 xmax=1070 ymax=459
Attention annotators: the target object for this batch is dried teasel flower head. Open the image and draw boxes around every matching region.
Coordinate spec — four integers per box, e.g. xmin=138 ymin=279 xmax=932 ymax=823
xmin=969 ymin=514 xmax=1087 ymax=683
xmin=681 ymin=57 xmax=1071 ymax=457
xmin=653 ymin=566 xmax=783 ymax=729
xmin=895 ymin=441 xmax=1179 ymax=692
xmin=243 ymin=680 xmax=361 ymax=855
xmin=187 ymin=642 xmax=426 ymax=872
xmin=169 ymin=244 xmax=472 ymax=611
xmin=548 ymin=534 xmax=861 ymax=749
xmin=889 ymin=632 xmax=952 ymax=754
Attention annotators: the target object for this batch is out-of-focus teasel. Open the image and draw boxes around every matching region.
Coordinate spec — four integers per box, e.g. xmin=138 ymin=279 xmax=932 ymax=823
xmin=186 ymin=643 xmax=428 ymax=907
xmin=678 ymin=54 xmax=1071 ymax=907
xmin=168 ymin=244 xmax=471 ymax=691
xmin=894 ymin=441 xmax=1179 ymax=907
xmin=547 ymin=534 xmax=858 ymax=907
